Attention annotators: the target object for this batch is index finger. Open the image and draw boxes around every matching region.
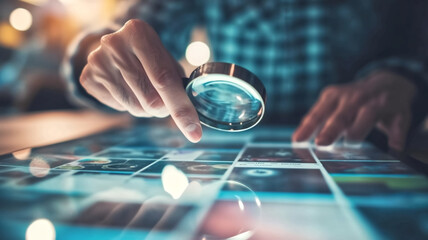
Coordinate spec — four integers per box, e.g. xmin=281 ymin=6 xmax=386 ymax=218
xmin=292 ymin=86 xmax=340 ymax=142
xmin=127 ymin=20 xmax=202 ymax=142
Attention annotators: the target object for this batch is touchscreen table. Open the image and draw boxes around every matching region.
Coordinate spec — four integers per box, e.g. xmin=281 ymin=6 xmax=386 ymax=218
xmin=0 ymin=126 xmax=427 ymax=239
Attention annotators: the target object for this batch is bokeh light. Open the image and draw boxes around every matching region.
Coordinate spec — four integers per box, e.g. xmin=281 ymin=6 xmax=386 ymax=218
xmin=0 ymin=23 xmax=23 ymax=48
xmin=185 ymin=41 xmax=210 ymax=66
xmin=29 ymin=157 xmax=51 ymax=178
xmin=26 ymin=218 xmax=56 ymax=240
xmin=9 ymin=8 xmax=33 ymax=31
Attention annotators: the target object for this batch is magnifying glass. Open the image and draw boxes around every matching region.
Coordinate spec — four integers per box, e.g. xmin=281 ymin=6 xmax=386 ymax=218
xmin=183 ymin=62 xmax=266 ymax=132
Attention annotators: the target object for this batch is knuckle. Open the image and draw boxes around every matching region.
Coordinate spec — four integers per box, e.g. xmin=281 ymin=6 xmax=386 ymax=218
xmin=147 ymin=97 xmax=163 ymax=110
xmin=124 ymin=19 xmax=150 ymax=33
xmin=87 ymin=51 xmax=97 ymax=63
xmin=124 ymin=19 xmax=158 ymax=46
xmin=79 ymin=75 xmax=88 ymax=88
xmin=100 ymin=33 xmax=113 ymax=46
xmin=87 ymin=50 xmax=102 ymax=64
xmin=124 ymin=19 xmax=141 ymax=29
xmin=323 ymin=85 xmax=339 ymax=95
xmin=99 ymin=77 xmax=112 ymax=88
xmin=152 ymin=69 xmax=175 ymax=90
xmin=171 ymin=107 xmax=192 ymax=120
xmin=320 ymin=85 xmax=340 ymax=100
xmin=100 ymin=33 xmax=121 ymax=48
xmin=79 ymin=68 xmax=93 ymax=88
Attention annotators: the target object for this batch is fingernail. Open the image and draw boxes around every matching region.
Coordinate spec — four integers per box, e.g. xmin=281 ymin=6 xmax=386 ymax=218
xmin=185 ymin=123 xmax=202 ymax=142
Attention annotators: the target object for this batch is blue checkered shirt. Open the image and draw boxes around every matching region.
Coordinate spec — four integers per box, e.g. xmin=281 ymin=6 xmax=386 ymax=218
xmin=69 ymin=0 xmax=428 ymax=125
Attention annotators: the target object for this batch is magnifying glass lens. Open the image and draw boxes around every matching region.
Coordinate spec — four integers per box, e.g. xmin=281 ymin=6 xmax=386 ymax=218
xmin=190 ymin=80 xmax=261 ymax=122
xmin=185 ymin=63 xmax=266 ymax=132
xmin=187 ymin=76 xmax=264 ymax=131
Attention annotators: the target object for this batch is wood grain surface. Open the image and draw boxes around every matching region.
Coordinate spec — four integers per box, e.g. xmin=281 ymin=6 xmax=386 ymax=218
xmin=0 ymin=110 xmax=132 ymax=155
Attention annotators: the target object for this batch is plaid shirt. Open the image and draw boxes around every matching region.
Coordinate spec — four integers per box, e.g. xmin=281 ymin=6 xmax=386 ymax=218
xmin=68 ymin=0 xmax=428 ymax=125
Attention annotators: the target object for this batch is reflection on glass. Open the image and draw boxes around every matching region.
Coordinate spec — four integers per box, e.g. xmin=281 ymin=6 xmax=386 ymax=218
xmin=26 ymin=218 xmax=55 ymax=240
xmin=315 ymin=143 xmax=336 ymax=152
xmin=162 ymin=165 xmax=189 ymax=199
xmin=188 ymin=77 xmax=262 ymax=125
xmin=200 ymin=181 xmax=262 ymax=240
xmin=291 ymin=141 xmax=311 ymax=148
xmin=29 ymin=156 xmax=50 ymax=177
xmin=159 ymin=164 xmax=262 ymax=239
xmin=12 ymin=148 xmax=32 ymax=160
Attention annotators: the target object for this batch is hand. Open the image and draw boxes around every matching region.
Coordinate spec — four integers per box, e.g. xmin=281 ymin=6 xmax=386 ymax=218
xmin=292 ymin=71 xmax=417 ymax=151
xmin=79 ymin=19 xmax=202 ymax=142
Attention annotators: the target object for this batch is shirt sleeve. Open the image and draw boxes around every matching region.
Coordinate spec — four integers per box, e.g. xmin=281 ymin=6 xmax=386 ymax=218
xmin=62 ymin=0 xmax=202 ymax=109
xmin=354 ymin=1 xmax=428 ymax=134
xmin=355 ymin=57 xmax=428 ymax=131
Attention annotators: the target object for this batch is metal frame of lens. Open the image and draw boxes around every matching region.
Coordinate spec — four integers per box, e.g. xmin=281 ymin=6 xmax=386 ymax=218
xmin=184 ymin=62 xmax=266 ymax=132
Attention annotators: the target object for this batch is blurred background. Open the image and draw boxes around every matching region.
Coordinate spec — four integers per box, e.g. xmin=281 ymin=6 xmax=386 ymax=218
xmin=0 ymin=0 xmax=210 ymax=115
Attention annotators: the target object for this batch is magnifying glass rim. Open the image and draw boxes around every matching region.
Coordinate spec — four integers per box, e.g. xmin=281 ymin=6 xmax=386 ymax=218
xmin=185 ymin=62 xmax=266 ymax=132
xmin=188 ymin=74 xmax=264 ymax=103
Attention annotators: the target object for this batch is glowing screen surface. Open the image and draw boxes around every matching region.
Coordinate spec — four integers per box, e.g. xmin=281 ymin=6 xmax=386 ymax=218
xmin=0 ymin=126 xmax=427 ymax=240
